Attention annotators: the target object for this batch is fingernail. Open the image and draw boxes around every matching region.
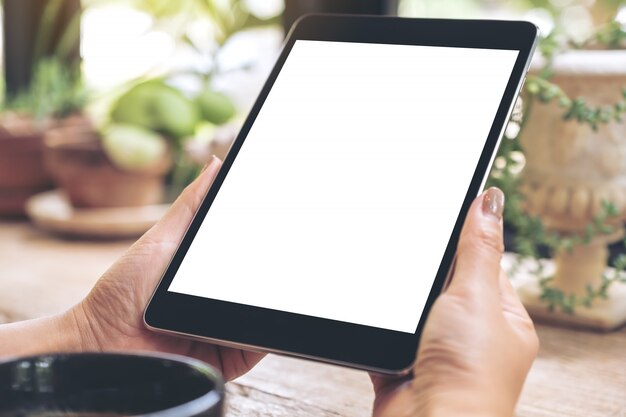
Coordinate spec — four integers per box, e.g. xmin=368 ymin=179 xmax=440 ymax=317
xmin=482 ymin=187 xmax=505 ymax=220
xmin=201 ymin=155 xmax=218 ymax=173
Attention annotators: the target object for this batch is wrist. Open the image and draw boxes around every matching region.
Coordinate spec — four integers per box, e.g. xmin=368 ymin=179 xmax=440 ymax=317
xmin=0 ymin=311 xmax=86 ymax=358
xmin=66 ymin=302 xmax=106 ymax=352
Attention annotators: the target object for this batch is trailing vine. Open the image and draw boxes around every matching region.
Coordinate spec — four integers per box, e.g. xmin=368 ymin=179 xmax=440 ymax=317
xmin=539 ymin=260 xmax=626 ymax=314
xmin=489 ymin=143 xmax=626 ymax=313
xmin=487 ymin=19 xmax=626 ymax=314
xmin=525 ymin=78 xmax=626 ymax=130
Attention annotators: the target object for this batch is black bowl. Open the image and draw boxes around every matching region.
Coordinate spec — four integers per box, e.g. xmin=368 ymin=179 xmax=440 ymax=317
xmin=0 ymin=352 xmax=224 ymax=417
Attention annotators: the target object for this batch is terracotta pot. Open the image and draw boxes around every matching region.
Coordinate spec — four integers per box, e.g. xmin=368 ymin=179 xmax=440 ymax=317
xmin=44 ymin=126 xmax=172 ymax=208
xmin=0 ymin=114 xmax=93 ymax=216
xmin=0 ymin=115 xmax=51 ymax=216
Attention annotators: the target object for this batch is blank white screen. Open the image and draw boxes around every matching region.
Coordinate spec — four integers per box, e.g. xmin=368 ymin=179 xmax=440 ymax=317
xmin=168 ymin=40 xmax=518 ymax=334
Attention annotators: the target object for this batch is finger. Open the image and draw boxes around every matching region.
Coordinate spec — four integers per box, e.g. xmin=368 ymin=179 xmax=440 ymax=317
xmin=447 ymin=187 xmax=505 ymax=302
xmin=147 ymin=156 xmax=223 ymax=243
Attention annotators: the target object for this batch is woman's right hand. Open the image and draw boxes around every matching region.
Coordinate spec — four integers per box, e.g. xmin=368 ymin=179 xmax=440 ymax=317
xmin=371 ymin=187 xmax=539 ymax=417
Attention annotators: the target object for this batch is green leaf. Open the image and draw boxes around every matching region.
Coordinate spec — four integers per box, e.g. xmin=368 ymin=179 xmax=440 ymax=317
xmin=102 ymin=124 xmax=168 ymax=171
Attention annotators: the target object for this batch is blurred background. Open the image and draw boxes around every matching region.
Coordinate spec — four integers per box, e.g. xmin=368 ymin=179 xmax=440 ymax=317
xmin=0 ymin=0 xmax=624 ymax=225
xmin=0 ymin=0 xmax=625 ymax=305
xmin=1 ymin=3 xmax=626 ymax=415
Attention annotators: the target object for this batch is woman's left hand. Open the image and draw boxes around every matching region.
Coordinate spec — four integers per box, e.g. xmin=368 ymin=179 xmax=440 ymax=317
xmin=72 ymin=157 xmax=264 ymax=381
xmin=0 ymin=157 xmax=265 ymax=381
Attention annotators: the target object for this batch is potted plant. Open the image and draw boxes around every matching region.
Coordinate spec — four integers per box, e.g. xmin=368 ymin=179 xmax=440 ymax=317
xmin=43 ymin=123 xmax=172 ymax=208
xmin=44 ymin=73 xmax=236 ymax=209
xmin=110 ymin=0 xmax=281 ymax=190
xmin=0 ymin=0 xmax=82 ymax=216
xmin=488 ymin=17 xmax=626 ymax=330
xmin=39 ymin=0 xmax=271 ymax=210
xmin=107 ymin=78 xmax=236 ymax=197
xmin=0 ymin=58 xmax=87 ymax=216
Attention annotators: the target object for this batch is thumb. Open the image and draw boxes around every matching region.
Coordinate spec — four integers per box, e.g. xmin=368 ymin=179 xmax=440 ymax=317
xmin=146 ymin=156 xmax=223 ymax=244
xmin=447 ymin=187 xmax=505 ymax=301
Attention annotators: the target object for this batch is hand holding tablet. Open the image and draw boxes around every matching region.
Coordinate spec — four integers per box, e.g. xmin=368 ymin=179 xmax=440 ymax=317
xmin=371 ymin=188 xmax=538 ymax=417
xmin=144 ymin=14 xmax=538 ymax=373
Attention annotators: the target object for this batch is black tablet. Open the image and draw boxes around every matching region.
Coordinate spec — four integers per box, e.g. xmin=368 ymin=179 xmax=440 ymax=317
xmin=145 ymin=15 xmax=537 ymax=374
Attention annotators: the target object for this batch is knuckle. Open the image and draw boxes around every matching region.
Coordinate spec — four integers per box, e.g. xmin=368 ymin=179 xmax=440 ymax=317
xmin=459 ymin=224 xmax=504 ymax=259
xmin=526 ymin=322 xmax=540 ymax=357
xmin=514 ymin=315 xmax=540 ymax=359
xmin=180 ymin=183 xmax=205 ymax=214
xmin=180 ymin=182 xmax=197 ymax=201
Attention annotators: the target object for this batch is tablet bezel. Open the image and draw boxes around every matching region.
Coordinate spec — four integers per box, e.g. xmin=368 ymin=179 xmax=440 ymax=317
xmin=145 ymin=14 xmax=537 ymax=374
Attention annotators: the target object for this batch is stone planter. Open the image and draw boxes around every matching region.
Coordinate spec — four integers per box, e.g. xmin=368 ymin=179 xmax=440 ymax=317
xmin=43 ymin=126 xmax=171 ymax=208
xmin=516 ymin=50 xmax=626 ymax=330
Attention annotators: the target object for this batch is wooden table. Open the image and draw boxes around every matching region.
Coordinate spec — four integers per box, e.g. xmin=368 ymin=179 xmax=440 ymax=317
xmin=1 ymin=220 xmax=625 ymax=416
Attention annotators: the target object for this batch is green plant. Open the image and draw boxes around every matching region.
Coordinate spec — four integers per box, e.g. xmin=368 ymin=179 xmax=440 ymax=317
xmin=539 ymin=256 xmax=626 ymax=313
xmin=1 ymin=0 xmax=84 ymax=122
xmin=111 ymin=79 xmax=200 ymax=139
xmin=101 ymin=0 xmax=275 ymax=190
xmin=488 ymin=18 xmax=626 ymax=314
xmin=2 ymin=58 xmax=87 ymax=121
xmin=123 ymin=0 xmax=281 ymax=88
xmin=523 ymin=20 xmax=626 ymax=131
xmin=525 ymin=78 xmax=626 ymax=130
xmin=489 ymin=140 xmax=626 ymax=313
xmin=130 ymin=0 xmax=281 ymax=46
xmin=504 ymin=0 xmax=626 ymax=31
xmin=101 ymin=124 xmax=169 ymax=171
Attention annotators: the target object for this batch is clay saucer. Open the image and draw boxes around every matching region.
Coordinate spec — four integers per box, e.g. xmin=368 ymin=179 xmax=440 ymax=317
xmin=25 ymin=190 xmax=169 ymax=239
